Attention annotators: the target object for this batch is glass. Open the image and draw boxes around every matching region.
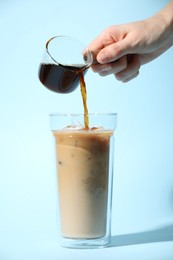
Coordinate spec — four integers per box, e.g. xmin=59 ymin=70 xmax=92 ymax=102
xmin=50 ymin=113 xmax=117 ymax=249
xmin=38 ymin=35 xmax=93 ymax=93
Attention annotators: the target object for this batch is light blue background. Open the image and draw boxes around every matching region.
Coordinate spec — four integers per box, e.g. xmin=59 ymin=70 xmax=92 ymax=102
xmin=0 ymin=0 xmax=173 ymax=259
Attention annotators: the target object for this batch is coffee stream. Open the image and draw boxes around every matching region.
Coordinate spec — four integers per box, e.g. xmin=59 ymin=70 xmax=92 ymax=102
xmin=78 ymin=70 xmax=89 ymax=129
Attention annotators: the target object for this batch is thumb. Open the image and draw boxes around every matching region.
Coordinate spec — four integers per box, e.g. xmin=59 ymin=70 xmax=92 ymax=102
xmin=97 ymin=38 xmax=131 ymax=64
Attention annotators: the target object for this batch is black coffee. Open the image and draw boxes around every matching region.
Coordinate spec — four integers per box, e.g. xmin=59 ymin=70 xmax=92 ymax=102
xmin=38 ymin=63 xmax=87 ymax=94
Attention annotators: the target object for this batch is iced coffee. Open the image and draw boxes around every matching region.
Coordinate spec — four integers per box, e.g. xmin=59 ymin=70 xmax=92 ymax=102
xmin=53 ymin=127 xmax=113 ymax=239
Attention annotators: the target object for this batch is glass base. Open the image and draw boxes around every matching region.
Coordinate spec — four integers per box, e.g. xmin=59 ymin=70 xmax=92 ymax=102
xmin=58 ymin=235 xmax=111 ymax=249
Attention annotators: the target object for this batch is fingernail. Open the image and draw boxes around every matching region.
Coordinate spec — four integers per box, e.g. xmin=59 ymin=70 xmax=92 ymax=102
xmin=97 ymin=52 xmax=108 ymax=64
xmin=101 ymin=65 xmax=110 ymax=71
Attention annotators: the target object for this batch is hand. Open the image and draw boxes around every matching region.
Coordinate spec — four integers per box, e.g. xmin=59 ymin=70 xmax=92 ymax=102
xmin=88 ymin=1 xmax=173 ymax=83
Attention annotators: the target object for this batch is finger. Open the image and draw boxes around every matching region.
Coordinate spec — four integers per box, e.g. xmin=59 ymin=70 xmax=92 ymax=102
xmin=116 ymin=71 xmax=140 ymax=83
xmin=88 ymin=34 xmax=108 ymax=64
xmin=88 ymin=33 xmax=105 ymax=52
xmin=97 ymin=36 xmax=134 ymax=64
xmin=88 ymin=28 xmax=119 ymax=64
xmin=92 ymin=56 xmax=127 ymax=76
xmin=115 ymin=54 xmax=140 ymax=82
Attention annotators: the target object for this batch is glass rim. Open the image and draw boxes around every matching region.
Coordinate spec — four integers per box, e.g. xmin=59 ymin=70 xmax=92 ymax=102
xmin=45 ymin=35 xmax=93 ymax=66
xmin=49 ymin=113 xmax=117 ymax=130
xmin=49 ymin=112 xmax=117 ymax=117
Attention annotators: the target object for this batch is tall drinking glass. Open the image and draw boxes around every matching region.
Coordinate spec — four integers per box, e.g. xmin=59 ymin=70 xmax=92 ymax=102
xmin=50 ymin=113 xmax=117 ymax=249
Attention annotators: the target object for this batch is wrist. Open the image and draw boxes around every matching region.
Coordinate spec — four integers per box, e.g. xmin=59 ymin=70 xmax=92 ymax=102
xmin=156 ymin=0 xmax=173 ymax=43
